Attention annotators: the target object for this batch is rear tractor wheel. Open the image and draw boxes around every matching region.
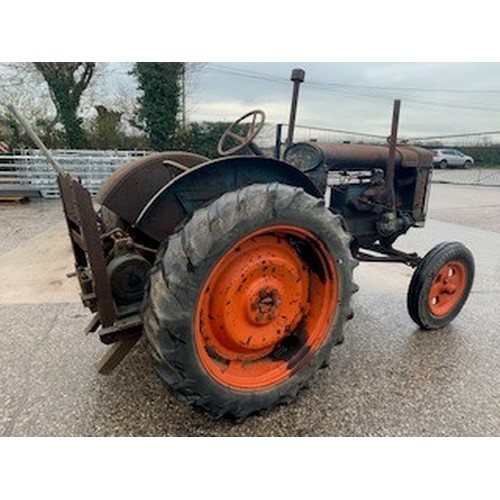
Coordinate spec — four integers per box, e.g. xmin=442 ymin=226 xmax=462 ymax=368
xmin=142 ymin=183 xmax=357 ymax=419
xmin=407 ymin=242 xmax=474 ymax=330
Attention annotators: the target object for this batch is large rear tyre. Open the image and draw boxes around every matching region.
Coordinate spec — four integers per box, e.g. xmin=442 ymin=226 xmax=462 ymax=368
xmin=407 ymin=242 xmax=474 ymax=330
xmin=142 ymin=183 xmax=357 ymax=419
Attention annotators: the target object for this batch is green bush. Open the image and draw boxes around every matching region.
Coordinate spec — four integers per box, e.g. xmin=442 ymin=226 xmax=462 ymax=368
xmin=455 ymin=147 xmax=500 ymax=167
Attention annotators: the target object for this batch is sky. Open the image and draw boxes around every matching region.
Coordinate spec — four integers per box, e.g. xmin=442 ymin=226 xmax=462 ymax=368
xmin=2 ymin=62 xmax=500 ymax=147
xmin=2 ymin=0 xmax=500 ymax=146
xmin=100 ymin=62 xmax=500 ymax=146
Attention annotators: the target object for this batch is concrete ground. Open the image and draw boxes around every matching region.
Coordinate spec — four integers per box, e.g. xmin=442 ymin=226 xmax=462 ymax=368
xmin=0 ymin=183 xmax=499 ymax=436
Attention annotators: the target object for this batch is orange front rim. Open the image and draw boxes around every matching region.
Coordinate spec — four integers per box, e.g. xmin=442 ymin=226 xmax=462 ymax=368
xmin=428 ymin=260 xmax=467 ymax=317
xmin=195 ymin=225 xmax=339 ymax=390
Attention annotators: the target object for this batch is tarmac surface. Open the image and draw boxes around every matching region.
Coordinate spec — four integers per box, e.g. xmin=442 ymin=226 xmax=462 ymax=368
xmin=1 ymin=183 xmax=499 ymax=436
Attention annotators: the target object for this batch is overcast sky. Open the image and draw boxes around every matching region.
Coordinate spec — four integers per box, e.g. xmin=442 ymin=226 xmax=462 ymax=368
xmin=195 ymin=63 xmax=500 ymax=138
xmin=3 ymin=0 xmax=499 ymax=147
xmin=3 ymin=62 xmax=500 ymax=146
xmin=106 ymin=62 xmax=500 ymax=144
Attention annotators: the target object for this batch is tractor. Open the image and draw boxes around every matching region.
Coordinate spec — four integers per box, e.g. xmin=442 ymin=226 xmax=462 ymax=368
xmin=9 ymin=68 xmax=474 ymax=420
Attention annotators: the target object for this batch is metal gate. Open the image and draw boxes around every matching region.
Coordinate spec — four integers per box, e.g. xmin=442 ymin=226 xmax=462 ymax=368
xmin=0 ymin=149 xmax=149 ymax=199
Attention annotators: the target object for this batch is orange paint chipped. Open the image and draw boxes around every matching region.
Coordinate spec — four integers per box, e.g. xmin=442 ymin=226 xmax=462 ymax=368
xmin=195 ymin=225 xmax=338 ymax=390
xmin=428 ymin=260 xmax=467 ymax=317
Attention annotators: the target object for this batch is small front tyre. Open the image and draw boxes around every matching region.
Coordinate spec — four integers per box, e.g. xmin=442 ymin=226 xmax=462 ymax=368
xmin=407 ymin=242 xmax=474 ymax=330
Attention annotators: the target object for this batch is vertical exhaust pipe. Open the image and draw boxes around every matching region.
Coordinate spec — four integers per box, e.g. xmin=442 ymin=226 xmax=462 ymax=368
xmin=384 ymin=99 xmax=401 ymax=207
xmin=285 ymin=68 xmax=305 ymax=148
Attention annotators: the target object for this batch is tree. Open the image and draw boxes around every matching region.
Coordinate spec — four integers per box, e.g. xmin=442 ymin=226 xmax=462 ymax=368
xmin=33 ymin=62 xmax=95 ymax=148
xmin=88 ymin=105 xmax=124 ymax=149
xmin=0 ymin=64 xmax=59 ymax=148
xmin=131 ymin=62 xmax=183 ymax=151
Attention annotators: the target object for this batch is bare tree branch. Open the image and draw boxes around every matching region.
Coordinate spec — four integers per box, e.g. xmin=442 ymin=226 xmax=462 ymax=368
xmin=33 ymin=62 xmax=96 ymax=148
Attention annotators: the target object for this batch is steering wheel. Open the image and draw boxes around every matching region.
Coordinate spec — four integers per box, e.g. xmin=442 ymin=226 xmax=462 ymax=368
xmin=217 ymin=109 xmax=266 ymax=156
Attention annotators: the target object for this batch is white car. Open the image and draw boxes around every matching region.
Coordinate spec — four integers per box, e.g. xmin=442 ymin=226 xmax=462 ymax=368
xmin=431 ymin=148 xmax=474 ymax=169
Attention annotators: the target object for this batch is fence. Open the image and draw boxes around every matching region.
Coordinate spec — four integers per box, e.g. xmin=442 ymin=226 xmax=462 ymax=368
xmin=1 ymin=143 xmax=499 ymax=201
xmin=0 ymin=149 xmax=149 ymax=198
xmin=431 ymin=167 xmax=500 ymax=187
xmin=273 ymin=123 xmax=386 ymax=157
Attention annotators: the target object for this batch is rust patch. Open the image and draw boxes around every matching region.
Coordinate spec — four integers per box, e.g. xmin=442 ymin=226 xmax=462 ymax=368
xmin=204 ymin=345 xmax=230 ymax=366
xmin=287 ymin=235 xmax=332 ymax=284
xmin=269 ymin=320 xmax=309 ymax=367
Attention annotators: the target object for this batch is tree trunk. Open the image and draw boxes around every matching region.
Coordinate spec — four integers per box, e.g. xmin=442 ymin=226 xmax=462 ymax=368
xmin=33 ymin=63 xmax=95 ymax=149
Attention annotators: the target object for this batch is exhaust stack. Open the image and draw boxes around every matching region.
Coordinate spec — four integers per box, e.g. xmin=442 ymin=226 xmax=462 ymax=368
xmin=285 ymin=68 xmax=305 ymax=148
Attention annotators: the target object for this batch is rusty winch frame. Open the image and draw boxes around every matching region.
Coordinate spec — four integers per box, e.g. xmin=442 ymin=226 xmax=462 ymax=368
xmin=8 ymin=105 xmax=144 ymax=372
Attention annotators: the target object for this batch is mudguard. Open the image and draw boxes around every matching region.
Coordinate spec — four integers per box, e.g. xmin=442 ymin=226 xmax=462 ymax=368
xmin=96 ymin=151 xmax=209 ymax=226
xmin=131 ymin=155 xmax=322 ymax=243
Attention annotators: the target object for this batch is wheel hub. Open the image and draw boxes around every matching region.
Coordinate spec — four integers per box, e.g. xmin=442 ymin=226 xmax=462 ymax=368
xmin=204 ymin=237 xmax=308 ymax=354
xmin=249 ymin=287 xmax=282 ymax=325
xmin=428 ymin=261 xmax=467 ymax=316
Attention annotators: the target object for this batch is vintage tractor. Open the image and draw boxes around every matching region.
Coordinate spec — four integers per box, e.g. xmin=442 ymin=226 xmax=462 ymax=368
xmin=9 ymin=69 xmax=474 ymax=420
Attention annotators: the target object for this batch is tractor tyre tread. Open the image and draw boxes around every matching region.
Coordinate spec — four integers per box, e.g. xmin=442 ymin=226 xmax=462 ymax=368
xmin=142 ymin=183 xmax=357 ymax=420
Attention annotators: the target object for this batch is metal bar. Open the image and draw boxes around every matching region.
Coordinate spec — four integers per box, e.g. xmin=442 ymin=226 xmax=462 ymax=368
xmin=57 ymin=172 xmax=79 ymax=224
xmin=99 ymin=315 xmax=143 ymax=344
xmin=293 ymin=124 xmax=387 ymax=140
xmin=275 ymin=123 xmax=283 ymax=159
xmin=285 ymin=69 xmax=305 ymax=148
xmin=6 ymin=105 xmax=65 ymax=175
xmin=71 ymin=179 xmax=116 ymax=327
xmin=355 ymin=252 xmax=408 ymax=263
xmin=356 ymin=242 xmax=421 ymax=267
xmin=69 ymin=228 xmax=87 ymax=251
xmin=84 ymin=314 xmax=101 ymax=335
xmin=384 ymin=99 xmax=401 ymax=205
xmin=95 ymin=335 xmax=141 ymax=375
xmin=163 ymin=159 xmax=190 ymax=172
xmin=408 ymin=129 xmax=500 ymax=141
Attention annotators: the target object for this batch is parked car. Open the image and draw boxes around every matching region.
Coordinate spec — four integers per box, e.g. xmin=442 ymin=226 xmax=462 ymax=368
xmin=431 ymin=148 xmax=474 ymax=169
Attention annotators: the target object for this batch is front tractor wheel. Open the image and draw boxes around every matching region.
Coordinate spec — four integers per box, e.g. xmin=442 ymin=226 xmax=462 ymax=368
xmin=407 ymin=242 xmax=474 ymax=330
xmin=142 ymin=183 xmax=356 ymax=419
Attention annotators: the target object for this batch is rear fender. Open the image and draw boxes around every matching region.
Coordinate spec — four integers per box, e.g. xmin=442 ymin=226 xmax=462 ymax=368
xmin=96 ymin=151 xmax=209 ymax=226
xmin=134 ymin=156 xmax=322 ymax=243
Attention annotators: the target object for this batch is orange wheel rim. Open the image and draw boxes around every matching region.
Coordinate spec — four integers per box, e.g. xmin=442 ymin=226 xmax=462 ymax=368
xmin=195 ymin=225 xmax=339 ymax=391
xmin=428 ymin=260 xmax=467 ymax=317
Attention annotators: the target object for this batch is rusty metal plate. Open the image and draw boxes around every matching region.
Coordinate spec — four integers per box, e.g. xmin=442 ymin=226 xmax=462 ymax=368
xmin=58 ymin=172 xmax=116 ymax=327
xmin=96 ymin=152 xmax=209 ymax=226
xmin=135 ymin=156 xmax=322 ymax=243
